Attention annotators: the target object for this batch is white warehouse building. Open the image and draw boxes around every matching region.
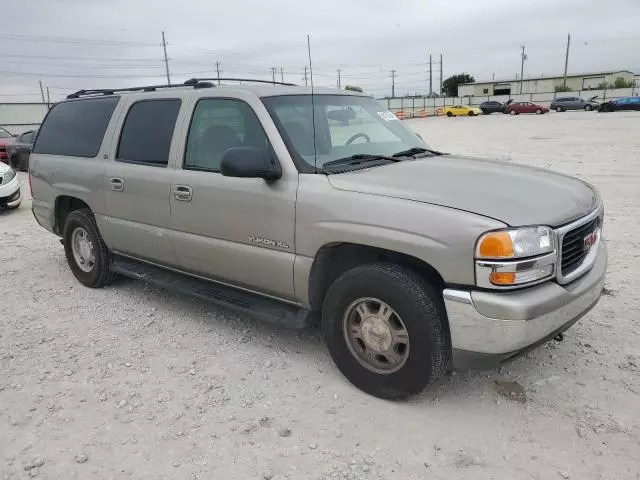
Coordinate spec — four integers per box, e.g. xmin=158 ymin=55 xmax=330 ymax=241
xmin=458 ymin=70 xmax=635 ymax=97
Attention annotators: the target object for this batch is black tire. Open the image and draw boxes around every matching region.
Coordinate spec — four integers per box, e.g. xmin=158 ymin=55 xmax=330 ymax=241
xmin=446 ymin=111 xmax=453 ymax=117
xmin=536 ymin=109 xmax=542 ymax=115
xmin=482 ymin=109 xmax=489 ymax=115
xmin=584 ymin=104 xmax=592 ymax=111
xmin=62 ymin=208 xmax=116 ymax=288
xmin=468 ymin=111 xmax=475 ymax=116
xmin=321 ymin=263 xmax=450 ymax=399
xmin=555 ymin=106 xmax=564 ymax=112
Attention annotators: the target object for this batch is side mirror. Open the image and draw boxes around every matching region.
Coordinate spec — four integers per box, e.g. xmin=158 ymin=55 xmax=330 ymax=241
xmin=220 ymin=147 xmax=282 ymax=181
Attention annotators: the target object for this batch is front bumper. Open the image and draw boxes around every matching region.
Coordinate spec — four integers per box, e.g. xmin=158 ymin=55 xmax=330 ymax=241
xmin=0 ymin=176 xmax=21 ymax=208
xmin=444 ymin=241 xmax=607 ymax=369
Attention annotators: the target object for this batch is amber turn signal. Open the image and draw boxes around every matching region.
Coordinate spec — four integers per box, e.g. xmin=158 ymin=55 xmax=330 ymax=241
xmin=477 ymin=232 xmax=514 ymax=258
xmin=489 ymin=272 xmax=516 ymax=285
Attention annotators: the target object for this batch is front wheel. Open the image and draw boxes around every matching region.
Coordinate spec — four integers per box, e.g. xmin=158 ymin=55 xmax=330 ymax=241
xmin=509 ymin=110 xmax=517 ymax=115
xmin=322 ymin=263 xmax=450 ymax=399
xmin=584 ymin=104 xmax=592 ymax=111
xmin=536 ymin=109 xmax=542 ymax=114
xmin=555 ymin=106 xmax=564 ymax=112
xmin=468 ymin=111 xmax=475 ymax=116
xmin=63 ymin=208 xmax=117 ymax=288
xmin=446 ymin=111 xmax=453 ymax=117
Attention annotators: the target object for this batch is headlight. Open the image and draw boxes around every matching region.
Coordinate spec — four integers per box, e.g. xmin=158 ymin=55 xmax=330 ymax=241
xmin=475 ymin=226 xmax=556 ymax=288
xmin=1 ymin=168 xmax=16 ymax=185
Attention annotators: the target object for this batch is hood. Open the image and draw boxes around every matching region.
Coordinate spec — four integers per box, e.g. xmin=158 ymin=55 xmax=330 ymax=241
xmin=0 ymin=161 xmax=11 ymax=174
xmin=327 ymin=155 xmax=598 ymax=227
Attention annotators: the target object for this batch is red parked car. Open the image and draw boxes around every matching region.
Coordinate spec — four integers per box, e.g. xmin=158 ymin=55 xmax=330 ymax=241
xmin=505 ymin=102 xmax=549 ymax=115
xmin=0 ymin=127 xmax=15 ymax=164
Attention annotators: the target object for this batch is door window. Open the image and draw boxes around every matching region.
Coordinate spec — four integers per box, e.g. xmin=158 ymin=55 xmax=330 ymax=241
xmin=184 ymin=98 xmax=270 ymax=171
xmin=117 ymin=99 xmax=181 ymax=166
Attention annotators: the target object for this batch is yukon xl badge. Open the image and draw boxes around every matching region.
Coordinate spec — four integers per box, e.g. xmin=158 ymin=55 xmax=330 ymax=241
xmin=249 ymin=236 xmax=290 ymax=249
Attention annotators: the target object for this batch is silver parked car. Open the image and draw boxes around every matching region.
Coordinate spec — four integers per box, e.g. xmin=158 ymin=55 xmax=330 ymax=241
xmin=29 ymin=79 xmax=607 ymax=398
xmin=550 ymin=96 xmax=598 ymax=112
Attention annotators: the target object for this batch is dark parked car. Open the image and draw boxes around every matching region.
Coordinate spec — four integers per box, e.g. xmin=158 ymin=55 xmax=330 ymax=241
xmin=505 ymin=102 xmax=549 ymax=115
xmin=479 ymin=100 xmax=507 ymax=114
xmin=0 ymin=127 xmax=14 ymax=165
xmin=598 ymin=96 xmax=640 ymax=112
xmin=6 ymin=129 xmax=37 ymax=171
xmin=550 ymin=96 xmax=598 ymax=112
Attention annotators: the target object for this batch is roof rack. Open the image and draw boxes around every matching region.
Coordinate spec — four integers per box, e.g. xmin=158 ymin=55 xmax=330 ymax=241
xmin=184 ymin=77 xmax=297 ymax=87
xmin=66 ymin=77 xmax=296 ymax=99
xmin=66 ymin=81 xmax=216 ymax=99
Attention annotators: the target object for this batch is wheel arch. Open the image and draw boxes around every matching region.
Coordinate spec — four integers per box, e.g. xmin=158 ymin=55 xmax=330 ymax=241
xmin=54 ymin=195 xmax=91 ymax=235
xmin=307 ymin=242 xmax=445 ymax=312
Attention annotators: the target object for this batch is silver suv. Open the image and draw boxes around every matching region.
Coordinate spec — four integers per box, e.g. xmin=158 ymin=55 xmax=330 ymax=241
xmin=30 ymin=79 xmax=607 ymax=398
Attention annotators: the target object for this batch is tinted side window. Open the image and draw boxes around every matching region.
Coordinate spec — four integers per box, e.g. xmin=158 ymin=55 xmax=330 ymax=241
xmin=33 ymin=97 xmax=118 ymax=157
xmin=117 ymin=99 xmax=181 ymax=166
xmin=184 ymin=99 xmax=269 ymax=171
xmin=22 ymin=132 xmax=35 ymax=143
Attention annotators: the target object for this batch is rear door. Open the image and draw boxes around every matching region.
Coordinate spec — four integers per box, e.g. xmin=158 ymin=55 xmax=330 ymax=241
xmin=18 ymin=131 xmax=36 ymax=169
xmin=169 ymin=96 xmax=298 ymax=299
xmin=101 ymin=97 xmax=183 ymax=264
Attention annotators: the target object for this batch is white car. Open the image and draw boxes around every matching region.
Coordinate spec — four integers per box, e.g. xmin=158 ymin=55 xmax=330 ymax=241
xmin=0 ymin=162 xmax=21 ymax=210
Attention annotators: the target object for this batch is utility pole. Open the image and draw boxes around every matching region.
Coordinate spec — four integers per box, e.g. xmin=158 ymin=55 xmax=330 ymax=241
xmin=520 ymin=45 xmax=526 ymax=94
xmin=336 ymin=69 xmax=342 ymax=89
xmin=303 ymin=66 xmax=308 ymax=86
xmin=161 ymin=31 xmax=171 ymax=86
xmin=428 ymin=54 xmax=433 ymax=96
xmin=563 ymin=33 xmax=571 ymax=88
xmin=46 ymin=87 xmax=51 ymax=108
xmin=270 ymin=67 xmax=277 ymax=84
xmin=215 ymin=61 xmax=222 ymax=85
xmin=439 ymin=53 xmax=443 ymax=96
xmin=280 ymin=67 xmax=284 ymax=83
xmin=38 ymin=80 xmax=46 ymax=105
xmin=390 ymin=69 xmax=397 ymax=98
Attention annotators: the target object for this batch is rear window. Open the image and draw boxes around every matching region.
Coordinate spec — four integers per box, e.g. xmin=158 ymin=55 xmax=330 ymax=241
xmin=116 ymin=99 xmax=181 ymax=166
xmin=33 ymin=97 xmax=119 ymax=157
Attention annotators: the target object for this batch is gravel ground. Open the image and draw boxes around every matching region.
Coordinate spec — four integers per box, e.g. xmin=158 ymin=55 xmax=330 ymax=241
xmin=1 ymin=111 xmax=639 ymax=480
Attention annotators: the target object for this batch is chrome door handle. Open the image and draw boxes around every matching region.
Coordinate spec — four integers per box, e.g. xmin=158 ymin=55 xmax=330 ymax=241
xmin=173 ymin=185 xmax=193 ymax=202
xmin=109 ymin=177 xmax=123 ymax=192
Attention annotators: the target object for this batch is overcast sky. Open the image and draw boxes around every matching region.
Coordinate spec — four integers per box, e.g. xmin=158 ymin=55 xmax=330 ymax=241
xmin=1 ymin=0 xmax=639 ymax=102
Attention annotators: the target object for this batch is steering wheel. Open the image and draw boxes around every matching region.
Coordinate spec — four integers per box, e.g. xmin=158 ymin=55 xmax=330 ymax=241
xmin=345 ymin=132 xmax=371 ymax=145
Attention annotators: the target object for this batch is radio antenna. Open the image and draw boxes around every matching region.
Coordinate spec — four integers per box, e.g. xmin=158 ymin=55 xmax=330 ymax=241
xmin=307 ymin=34 xmax=318 ymax=173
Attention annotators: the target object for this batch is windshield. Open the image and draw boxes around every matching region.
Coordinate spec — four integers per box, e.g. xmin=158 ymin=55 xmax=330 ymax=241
xmin=262 ymin=95 xmax=426 ymax=172
xmin=0 ymin=128 xmax=13 ymax=139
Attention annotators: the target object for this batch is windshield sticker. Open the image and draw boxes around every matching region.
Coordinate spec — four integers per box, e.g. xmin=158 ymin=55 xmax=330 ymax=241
xmin=377 ymin=111 xmax=398 ymax=121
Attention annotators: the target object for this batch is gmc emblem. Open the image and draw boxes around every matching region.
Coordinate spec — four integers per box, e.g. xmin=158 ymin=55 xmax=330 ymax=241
xmin=583 ymin=230 xmax=598 ymax=251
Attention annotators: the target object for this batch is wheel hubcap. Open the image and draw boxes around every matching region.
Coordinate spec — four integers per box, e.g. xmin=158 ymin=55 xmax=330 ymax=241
xmin=71 ymin=227 xmax=95 ymax=273
xmin=343 ymin=297 xmax=410 ymax=374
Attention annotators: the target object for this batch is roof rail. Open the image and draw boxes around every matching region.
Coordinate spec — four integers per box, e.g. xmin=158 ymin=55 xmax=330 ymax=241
xmin=66 ymin=81 xmax=215 ymax=99
xmin=184 ymin=77 xmax=297 ymax=87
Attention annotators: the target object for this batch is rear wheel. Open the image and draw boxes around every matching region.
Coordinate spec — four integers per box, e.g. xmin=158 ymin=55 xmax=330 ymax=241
xmin=322 ymin=263 xmax=450 ymax=399
xmin=63 ymin=208 xmax=116 ymax=288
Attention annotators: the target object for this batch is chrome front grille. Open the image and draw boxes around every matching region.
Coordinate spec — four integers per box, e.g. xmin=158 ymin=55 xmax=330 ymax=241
xmin=555 ymin=206 xmax=603 ymax=284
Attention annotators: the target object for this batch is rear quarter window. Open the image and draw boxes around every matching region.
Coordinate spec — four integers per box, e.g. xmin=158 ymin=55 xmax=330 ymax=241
xmin=33 ymin=97 xmax=119 ymax=158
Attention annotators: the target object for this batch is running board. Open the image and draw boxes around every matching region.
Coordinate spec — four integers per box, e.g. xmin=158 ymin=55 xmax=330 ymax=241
xmin=111 ymin=256 xmax=312 ymax=329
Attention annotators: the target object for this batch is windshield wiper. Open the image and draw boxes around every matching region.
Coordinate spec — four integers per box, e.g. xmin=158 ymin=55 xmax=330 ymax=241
xmin=322 ymin=154 xmax=401 ymax=170
xmin=391 ymin=147 xmax=444 ymax=157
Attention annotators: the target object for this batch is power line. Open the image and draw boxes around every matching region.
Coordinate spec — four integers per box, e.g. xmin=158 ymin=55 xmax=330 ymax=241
xmin=0 ymin=33 xmax=158 ymax=46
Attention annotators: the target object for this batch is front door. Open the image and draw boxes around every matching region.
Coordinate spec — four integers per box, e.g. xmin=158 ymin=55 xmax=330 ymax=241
xmin=169 ymin=97 xmax=297 ymax=299
xmin=101 ymin=98 xmax=182 ymax=264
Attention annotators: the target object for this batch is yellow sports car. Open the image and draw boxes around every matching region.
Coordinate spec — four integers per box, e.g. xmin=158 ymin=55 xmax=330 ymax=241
xmin=441 ymin=105 xmax=482 ymax=117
